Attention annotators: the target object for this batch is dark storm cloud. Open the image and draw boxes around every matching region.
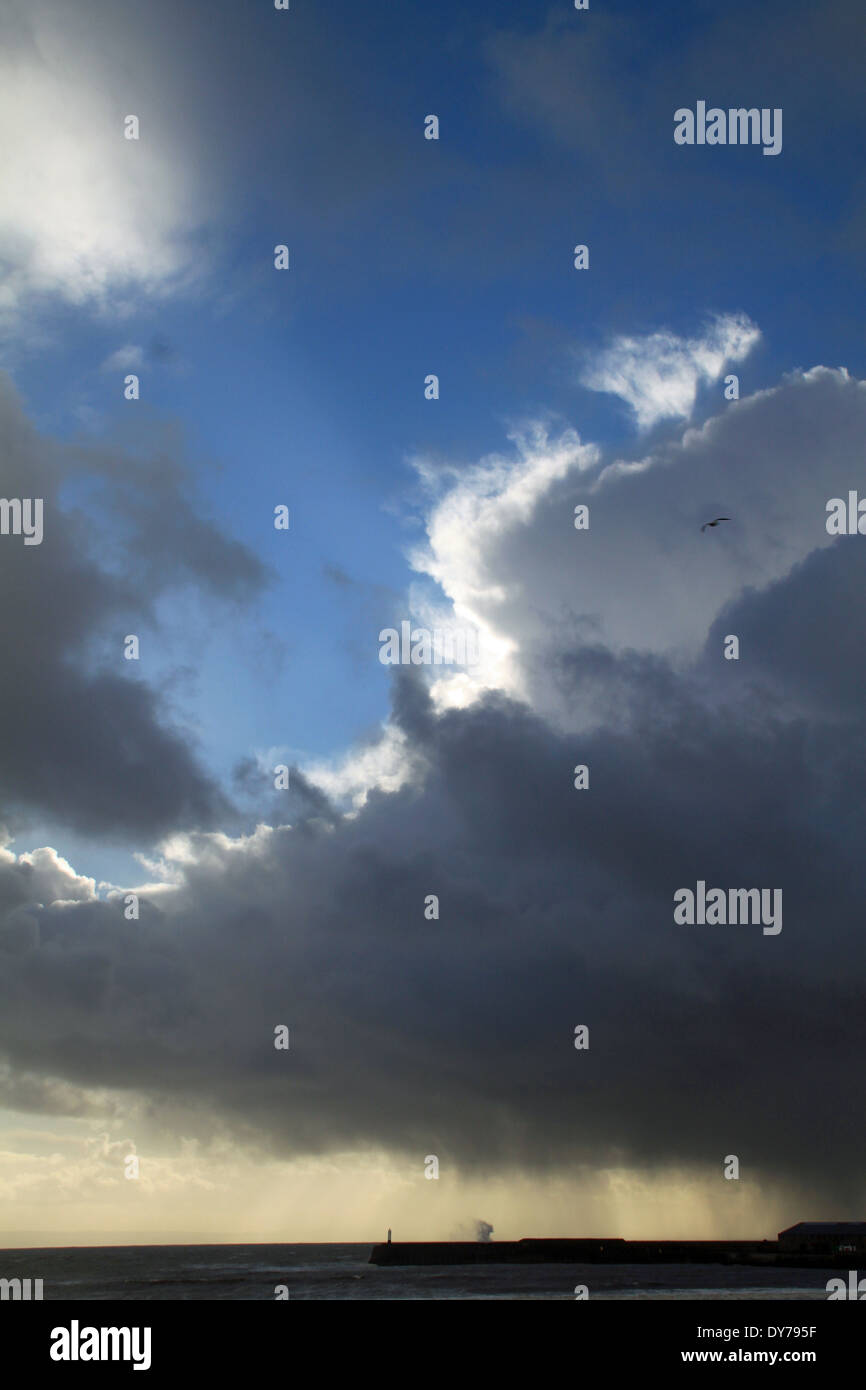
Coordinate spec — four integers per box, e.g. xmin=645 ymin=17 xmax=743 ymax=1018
xmin=0 ymin=375 xmax=269 ymax=838
xmin=1 ymin=534 xmax=866 ymax=1208
xmin=706 ymin=538 xmax=866 ymax=720
xmin=1 ymin=352 xmax=866 ymax=1204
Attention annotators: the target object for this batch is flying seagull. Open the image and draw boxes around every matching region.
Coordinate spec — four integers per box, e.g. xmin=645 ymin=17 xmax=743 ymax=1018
xmin=701 ymin=516 xmax=730 ymax=531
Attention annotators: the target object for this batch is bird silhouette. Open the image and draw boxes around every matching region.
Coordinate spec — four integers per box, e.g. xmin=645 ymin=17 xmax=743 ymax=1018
xmin=701 ymin=516 xmax=730 ymax=531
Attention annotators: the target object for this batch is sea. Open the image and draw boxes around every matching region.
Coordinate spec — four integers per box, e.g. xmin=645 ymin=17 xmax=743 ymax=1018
xmin=0 ymin=1245 xmax=838 ymax=1300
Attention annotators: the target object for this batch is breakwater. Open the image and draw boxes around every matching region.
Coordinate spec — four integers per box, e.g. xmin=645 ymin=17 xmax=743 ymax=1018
xmin=369 ymin=1238 xmax=846 ymax=1268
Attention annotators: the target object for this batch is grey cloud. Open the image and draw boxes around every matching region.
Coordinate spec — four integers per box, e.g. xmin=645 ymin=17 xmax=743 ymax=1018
xmin=705 ymin=538 xmax=866 ymax=721
xmin=0 ymin=376 xmax=269 ymax=839
xmin=231 ymin=758 xmax=338 ymax=827
xmin=0 ymin=1063 xmax=118 ymax=1119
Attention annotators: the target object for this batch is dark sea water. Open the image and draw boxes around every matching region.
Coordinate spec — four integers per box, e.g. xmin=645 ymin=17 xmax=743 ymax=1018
xmin=0 ymin=1244 xmax=838 ymax=1300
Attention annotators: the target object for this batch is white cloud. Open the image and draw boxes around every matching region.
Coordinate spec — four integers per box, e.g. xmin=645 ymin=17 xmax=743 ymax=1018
xmin=393 ymin=357 xmax=866 ymax=734
xmin=406 ymin=421 xmax=600 ymax=709
xmin=0 ymin=841 xmax=96 ymax=905
xmin=303 ymin=722 xmax=424 ymax=811
xmin=580 ymin=314 xmax=760 ymax=429
xmin=0 ymin=3 xmax=215 ymax=337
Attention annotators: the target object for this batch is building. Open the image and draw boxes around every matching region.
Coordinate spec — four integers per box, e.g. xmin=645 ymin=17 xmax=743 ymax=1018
xmin=778 ymin=1223 xmax=866 ymax=1255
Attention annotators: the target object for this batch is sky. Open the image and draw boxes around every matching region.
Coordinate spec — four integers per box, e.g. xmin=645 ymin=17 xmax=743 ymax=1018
xmin=0 ymin=0 xmax=865 ymax=1245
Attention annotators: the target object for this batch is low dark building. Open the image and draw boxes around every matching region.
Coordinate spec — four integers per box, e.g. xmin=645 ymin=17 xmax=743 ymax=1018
xmin=778 ymin=1223 xmax=866 ymax=1255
